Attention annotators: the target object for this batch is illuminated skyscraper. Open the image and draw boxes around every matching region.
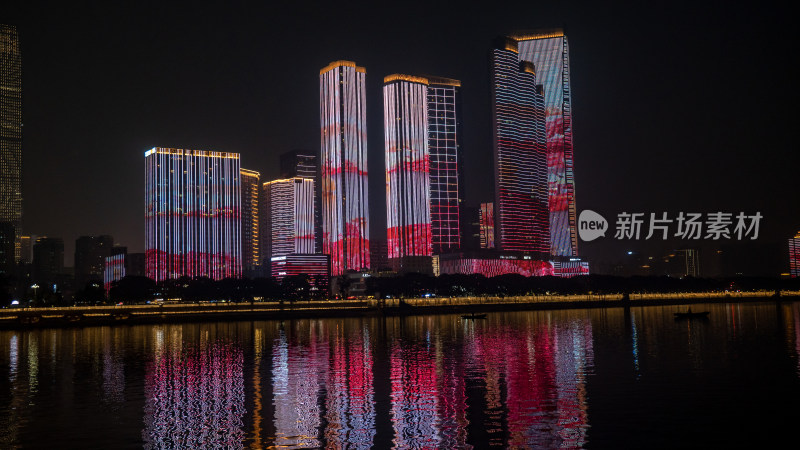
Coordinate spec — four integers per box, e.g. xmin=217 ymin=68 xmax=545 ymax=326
xmin=144 ymin=147 xmax=241 ymax=281
xmin=491 ymin=38 xmax=549 ymax=254
xmin=513 ymin=29 xmax=579 ymax=256
xmin=240 ymin=168 xmax=260 ymax=275
xmin=790 ymin=232 xmax=800 ymax=278
xmin=384 ymin=75 xmax=432 ymax=264
xmin=0 ymin=25 xmax=23 ymax=260
xmin=261 ymin=178 xmax=315 ymax=259
xmin=280 ymin=150 xmax=321 ymax=253
xmin=426 ymin=76 xmax=463 ymax=254
xmin=384 ymin=75 xmax=463 ymax=270
xmin=320 ymin=61 xmax=370 ymax=275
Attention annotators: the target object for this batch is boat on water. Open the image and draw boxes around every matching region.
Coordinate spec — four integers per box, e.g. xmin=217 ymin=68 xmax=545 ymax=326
xmin=674 ymin=308 xmax=710 ymax=319
xmin=461 ymin=313 xmax=487 ymax=320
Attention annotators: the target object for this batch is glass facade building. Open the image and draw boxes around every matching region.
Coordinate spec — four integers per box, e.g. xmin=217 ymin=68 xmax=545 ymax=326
xmin=320 ymin=61 xmax=370 ymax=275
xmin=144 ymin=147 xmax=242 ymax=281
xmin=479 ymin=202 xmax=495 ymax=249
xmin=790 ymin=232 xmax=800 ymax=278
xmin=261 ymin=178 xmax=315 ymax=259
xmin=513 ymin=29 xmax=579 ymax=257
xmin=240 ymin=168 xmax=261 ymax=274
xmin=426 ymin=76 xmax=463 ymax=254
xmin=0 ymin=24 xmax=22 ymax=261
xmin=384 ymin=75 xmax=432 ymax=261
xmin=384 ymin=74 xmax=463 ymax=265
xmin=491 ymin=39 xmax=549 ymax=255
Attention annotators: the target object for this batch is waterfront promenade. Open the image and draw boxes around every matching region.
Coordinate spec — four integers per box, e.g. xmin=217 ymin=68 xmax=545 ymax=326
xmin=1 ymin=290 xmax=798 ymax=329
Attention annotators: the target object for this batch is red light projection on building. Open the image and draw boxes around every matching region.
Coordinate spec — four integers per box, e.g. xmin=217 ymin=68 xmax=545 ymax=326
xmin=144 ymin=148 xmax=242 ymax=281
xmin=480 ymin=202 xmax=495 ymax=249
xmin=320 ymin=61 xmax=370 ymax=275
xmin=491 ymin=41 xmax=549 ymax=254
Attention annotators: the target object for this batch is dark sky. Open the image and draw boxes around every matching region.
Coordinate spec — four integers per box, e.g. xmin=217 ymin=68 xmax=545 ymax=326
xmin=4 ymin=0 xmax=798 ymax=275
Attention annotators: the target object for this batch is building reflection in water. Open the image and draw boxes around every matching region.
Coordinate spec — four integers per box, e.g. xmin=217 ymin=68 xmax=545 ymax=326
xmin=142 ymin=326 xmax=246 ymax=449
xmin=14 ymin=302 xmax=800 ymax=447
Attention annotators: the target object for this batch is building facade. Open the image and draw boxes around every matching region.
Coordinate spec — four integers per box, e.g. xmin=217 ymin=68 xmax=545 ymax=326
xmin=144 ymin=147 xmax=242 ymax=282
xmin=74 ymin=235 xmax=114 ymax=287
xmin=384 ymin=75 xmax=432 ymax=263
xmin=269 ymin=253 xmax=330 ymax=290
xmin=426 ymin=76 xmax=463 ymax=254
xmin=0 ymin=25 xmax=23 ymax=261
xmin=280 ymin=150 xmax=321 ymax=253
xmin=261 ymin=178 xmax=315 ymax=260
xmin=790 ymin=232 xmax=800 ymax=278
xmin=32 ymin=237 xmax=64 ymax=289
xmin=240 ymin=168 xmax=261 ymax=276
xmin=320 ymin=60 xmax=370 ymax=275
xmin=479 ymin=202 xmax=495 ymax=249
xmin=513 ymin=29 xmax=579 ymax=257
xmin=491 ymin=38 xmax=549 ymax=255
xmin=384 ymin=74 xmax=464 ymax=272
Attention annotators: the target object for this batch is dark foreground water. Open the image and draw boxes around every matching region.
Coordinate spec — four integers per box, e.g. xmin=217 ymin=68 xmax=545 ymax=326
xmin=1 ymin=301 xmax=799 ymax=449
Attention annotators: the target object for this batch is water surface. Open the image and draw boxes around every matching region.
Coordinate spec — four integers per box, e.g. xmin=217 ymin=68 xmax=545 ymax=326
xmin=1 ymin=301 xmax=798 ymax=448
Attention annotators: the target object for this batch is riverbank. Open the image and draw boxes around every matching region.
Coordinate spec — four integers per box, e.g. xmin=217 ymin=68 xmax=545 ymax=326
xmin=1 ymin=291 xmax=797 ymax=329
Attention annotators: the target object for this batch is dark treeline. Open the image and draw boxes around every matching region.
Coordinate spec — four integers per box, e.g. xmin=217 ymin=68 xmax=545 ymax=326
xmin=5 ymin=273 xmax=799 ymax=307
xmin=365 ymin=273 xmax=800 ymax=298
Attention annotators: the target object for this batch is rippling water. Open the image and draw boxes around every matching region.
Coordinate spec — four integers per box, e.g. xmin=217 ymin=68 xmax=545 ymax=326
xmin=1 ymin=301 xmax=799 ymax=448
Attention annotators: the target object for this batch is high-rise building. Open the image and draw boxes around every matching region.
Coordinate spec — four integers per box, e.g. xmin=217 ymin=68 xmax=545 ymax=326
xmin=103 ymin=247 xmax=146 ymax=293
xmin=790 ymin=232 xmax=800 ymax=278
xmin=0 ymin=25 xmax=23 ymax=260
xmin=32 ymin=237 xmax=64 ymax=289
xmin=74 ymin=235 xmax=114 ymax=287
xmin=241 ymin=168 xmax=261 ymax=276
xmin=512 ymin=29 xmax=579 ymax=257
xmin=269 ymin=254 xmax=330 ymax=290
xmin=320 ymin=60 xmax=370 ymax=275
xmin=491 ymin=38 xmax=549 ymax=255
xmin=676 ymin=249 xmax=700 ymax=278
xmin=384 ymin=75 xmax=432 ymax=266
xmin=426 ymin=76 xmax=463 ymax=254
xmin=280 ymin=150 xmax=322 ymax=253
xmin=0 ymin=222 xmax=14 ymax=275
xmin=383 ymin=75 xmax=464 ymax=270
xmin=144 ymin=147 xmax=242 ymax=282
xmin=479 ymin=202 xmax=495 ymax=249
xmin=261 ymin=178 xmax=315 ymax=260
xmin=280 ymin=150 xmax=317 ymax=179
xmin=103 ymin=247 xmax=127 ymax=293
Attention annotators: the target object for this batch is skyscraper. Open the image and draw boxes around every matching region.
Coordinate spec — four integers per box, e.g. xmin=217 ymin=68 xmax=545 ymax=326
xmin=280 ymin=150 xmax=321 ymax=253
xmin=320 ymin=60 xmax=370 ymax=275
xmin=0 ymin=25 xmax=23 ymax=260
xmin=513 ymin=29 xmax=579 ymax=257
xmin=427 ymin=76 xmax=463 ymax=254
xmin=144 ymin=147 xmax=242 ymax=282
xmin=241 ymin=168 xmax=261 ymax=276
xmin=384 ymin=75 xmax=464 ymax=268
xmin=790 ymin=232 xmax=800 ymax=278
xmin=491 ymin=38 xmax=549 ymax=255
xmin=384 ymin=75 xmax=432 ymax=264
xmin=261 ymin=177 xmax=315 ymax=259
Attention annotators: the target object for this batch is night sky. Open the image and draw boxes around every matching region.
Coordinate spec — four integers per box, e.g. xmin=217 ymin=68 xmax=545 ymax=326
xmin=4 ymin=0 xmax=797 ymax=275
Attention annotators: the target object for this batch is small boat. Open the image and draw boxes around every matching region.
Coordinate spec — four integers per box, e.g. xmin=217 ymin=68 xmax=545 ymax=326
xmin=674 ymin=308 xmax=710 ymax=319
xmin=461 ymin=313 xmax=487 ymax=320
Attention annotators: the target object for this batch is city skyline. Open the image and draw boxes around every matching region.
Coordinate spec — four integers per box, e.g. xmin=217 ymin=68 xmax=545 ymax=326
xmin=2 ymin=1 xmax=797 ymax=276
